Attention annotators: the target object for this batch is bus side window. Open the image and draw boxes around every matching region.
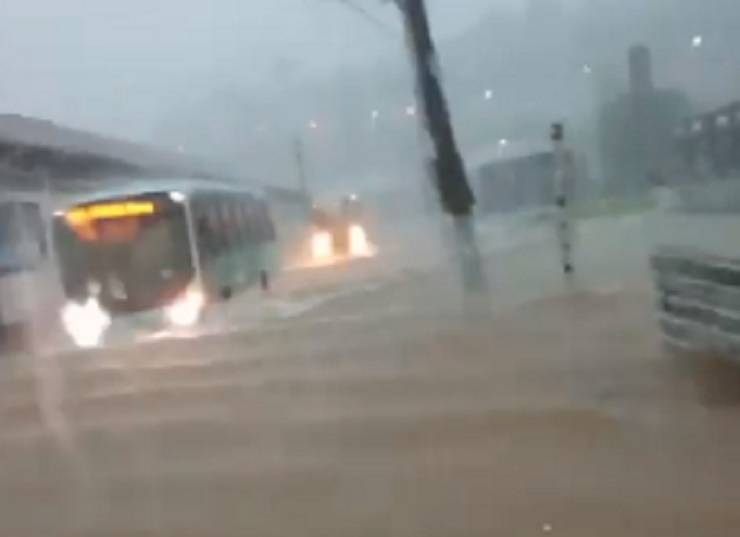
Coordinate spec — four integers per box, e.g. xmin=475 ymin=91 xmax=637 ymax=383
xmin=253 ymin=201 xmax=273 ymax=243
xmin=209 ymin=206 xmax=225 ymax=255
xmin=195 ymin=199 xmax=221 ymax=260
xmin=225 ymin=201 xmax=240 ymax=249
xmin=260 ymin=201 xmax=276 ymax=242
xmin=196 ymin=216 xmax=212 ymax=256
xmin=235 ymin=200 xmax=247 ymax=245
xmin=216 ymin=202 xmax=227 ymax=250
xmin=243 ymin=197 xmax=257 ymax=242
xmin=235 ymin=200 xmax=248 ymax=245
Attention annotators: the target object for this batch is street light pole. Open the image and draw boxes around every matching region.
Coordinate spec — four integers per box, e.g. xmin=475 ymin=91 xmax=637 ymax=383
xmin=293 ymin=136 xmax=309 ymax=199
xmin=390 ymin=0 xmax=486 ymax=295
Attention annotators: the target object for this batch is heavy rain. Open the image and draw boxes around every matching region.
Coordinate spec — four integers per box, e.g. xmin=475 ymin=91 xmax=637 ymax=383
xmin=0 ymin=0 xmax=739 ymax=535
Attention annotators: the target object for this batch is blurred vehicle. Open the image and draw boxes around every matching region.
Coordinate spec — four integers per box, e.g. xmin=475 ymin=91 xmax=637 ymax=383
xmin=53 ymin=179 xmax=277 ymax=348
xmin=309 ymin=194 xmax=372 ymax=262
xmin=0 ymin=191 xmax=56 ymax=351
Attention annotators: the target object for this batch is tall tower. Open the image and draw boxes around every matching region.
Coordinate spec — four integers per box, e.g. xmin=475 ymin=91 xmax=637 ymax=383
xmin=628 ymin=45 xmax=654 ymax=96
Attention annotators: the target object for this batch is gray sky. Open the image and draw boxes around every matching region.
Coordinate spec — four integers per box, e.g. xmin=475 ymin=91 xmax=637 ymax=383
xmin=0 ymin=0 xmax=508 ymax=140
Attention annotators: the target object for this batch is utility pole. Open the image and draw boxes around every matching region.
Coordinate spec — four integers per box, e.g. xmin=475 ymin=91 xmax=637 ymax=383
xmin=551 ymin=122 xmax=574 ymax=276
xmin=389 ymin=0 xmax=486 ymax=295
xmin=293 ymin=136 xmax=311 ymax=211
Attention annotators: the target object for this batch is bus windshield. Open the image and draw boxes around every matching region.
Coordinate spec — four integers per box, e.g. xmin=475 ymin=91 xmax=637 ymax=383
xmin=54 ymin=194 xmax=194 ymax=314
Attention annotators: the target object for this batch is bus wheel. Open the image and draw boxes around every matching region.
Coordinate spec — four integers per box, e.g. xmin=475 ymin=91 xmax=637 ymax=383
xmin=220 ymin=287 xmax=233 ymax=301
xmin=260 ymin=270 xmax=270 ymax=292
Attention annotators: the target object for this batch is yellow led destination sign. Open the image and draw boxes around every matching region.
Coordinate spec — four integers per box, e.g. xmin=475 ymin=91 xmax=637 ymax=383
xmin=65 ymin=201 xmax=155 ymax=225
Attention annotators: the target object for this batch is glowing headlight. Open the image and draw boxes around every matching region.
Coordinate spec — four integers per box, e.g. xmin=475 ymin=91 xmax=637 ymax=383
xmin=165 ymin=289 xmax=205 ymax=327
xmin=311 ymin=230 xmax=334 ymax=260
xmin=348 ymin=224 xmax=371 ymax=257
xmin=61 ymin=297 xmax=111 ymax=348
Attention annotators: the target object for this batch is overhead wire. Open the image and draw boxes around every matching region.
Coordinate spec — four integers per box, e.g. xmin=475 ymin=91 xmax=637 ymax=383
xmin=327 ymin=0 xmax=399 ymax=38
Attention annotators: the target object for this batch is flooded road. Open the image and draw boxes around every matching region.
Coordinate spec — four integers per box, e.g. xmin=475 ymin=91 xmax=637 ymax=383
xmin=1 ymin=213 xmax=739 ymax=536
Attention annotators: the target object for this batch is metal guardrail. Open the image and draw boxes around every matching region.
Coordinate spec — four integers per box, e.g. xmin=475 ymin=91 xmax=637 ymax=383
xmin=652 ymin=247 xmax=740 ymax=358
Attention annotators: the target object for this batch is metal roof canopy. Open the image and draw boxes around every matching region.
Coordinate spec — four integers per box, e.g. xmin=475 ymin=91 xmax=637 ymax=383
xmin=0 ymin=116 xmax=309 ymax=211
xmin=56 ymin=176 xmax=267 ymax=211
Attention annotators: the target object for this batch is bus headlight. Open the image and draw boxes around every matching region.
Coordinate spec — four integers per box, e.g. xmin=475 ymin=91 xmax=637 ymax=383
xmin=61 ymin=297 xmax=111 ymax=348
xmin=348 ymin=224 xmax=371 ymax=257
xmin=165 ymin=288 xmax=205 ymax=327
xmin=311 ymin=230 xmax=334 ymax=260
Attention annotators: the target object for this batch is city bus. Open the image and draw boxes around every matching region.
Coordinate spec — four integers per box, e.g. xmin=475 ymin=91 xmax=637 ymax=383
xmin=53 ymin=179 xmax=277 ymax=348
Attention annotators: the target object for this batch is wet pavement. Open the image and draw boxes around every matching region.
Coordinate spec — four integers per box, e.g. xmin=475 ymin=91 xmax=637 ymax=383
xmin=1 ymin=213 xmax=740 ymax=536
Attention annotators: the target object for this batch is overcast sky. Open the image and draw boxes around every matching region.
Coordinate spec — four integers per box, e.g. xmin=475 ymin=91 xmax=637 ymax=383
xmin=0 ymin=0 xmax=509 ymax=140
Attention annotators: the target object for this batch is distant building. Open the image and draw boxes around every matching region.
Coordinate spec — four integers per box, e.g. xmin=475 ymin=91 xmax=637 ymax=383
xmin=629 ymin=45 xmax=654 ymax=96
xmin=675 ymin=101 xmax=740 ymax=183
xmin=469 ymin=148 xmax=591 ymax=214
xmin=599 ymin=45 xmax=691 ymax=194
